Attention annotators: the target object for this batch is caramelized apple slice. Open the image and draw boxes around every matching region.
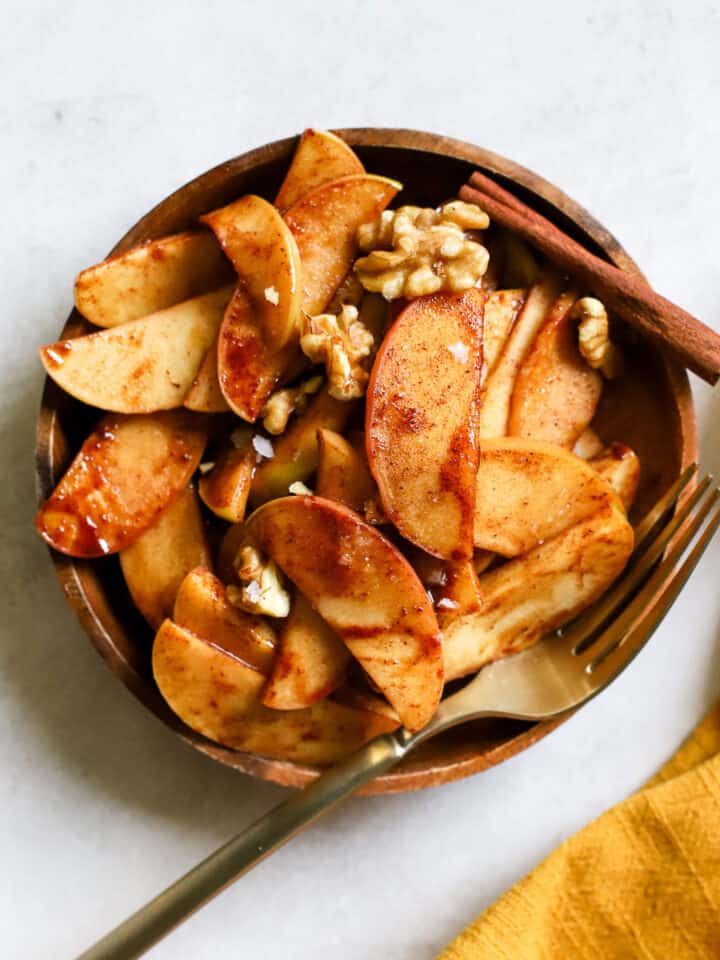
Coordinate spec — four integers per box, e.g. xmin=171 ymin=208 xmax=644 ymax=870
xmin=275 ymin=129 xmax=364 ymax=210
xmin=35 ymin=411 xmax=206 ymax=557
xmin=153 ymin=619 xmax=398 ymax=763
xmin=402 ymin=547 xmax=481 ymax=623
xmin=74 ymin=231 xmax=233 ymax=328
xmin=284 ymin=174 xmax=401 ymax=315
xmin=183 ymin=332 xmax=229 ymax=413
xmin=366 ymin=289 xmax=485 ymax=560
xmin=483 ymin=288 xmax=525 ymax=381
xmin=247 ymin=495 xmax=442 ymax=731
xmin=201 ymin=195 xmax=303 ymax=349
xmin=41 ymin=287 xmax=233 ymax=413
xmin=590 ymin=443 xmax=640 ymax=513
xmin=508 ymin=289 xmax=603 ymax=447
xmin=478 ymin=271 xmax=564 ymax=438
xmin=261 ymin=590 xmax=350 ymax=710
xmin=473 ymin=550 xmax=495 ymax=575
xmin=119 ymin=484 xmax=210 ymax=629
xmin=474 ymin=437 xmax=620 ymax=556
xmin=217 ymin=521 xmax=247 ymax=585
xmin=435 ymin=561 xmax=482 ymax=621
xmin=315 ymin=428 xmax=377 ymax=512
xmin=216 ymin=286 xmax=297 ymax=421
xmin=332 ymin=686 xmax=399 ymax=724
xmin=445 ymin=501 xmax=634 ymax=680
xmin=250 ymin=387 xmax=359 ymax=504
xmin=173 ymin=567 xmax=276 ymax=674
xmin=198 ymin=442 xmax=255 ymax=523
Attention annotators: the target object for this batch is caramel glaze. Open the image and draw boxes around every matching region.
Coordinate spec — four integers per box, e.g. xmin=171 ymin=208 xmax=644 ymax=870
xmin=367 ymin=288 xmax=485 ymax=562
xmin=41 ymin=340 xmax=73 ymax=370
xmin=35 ymin=411 xmax=206 ymax=558
xmin=439 ymin=418 xmax=481 ymax=563
xmin=247 ymin=495 xmax=443 ymax=729
xmin=218 ymin=285 xmax=289 ymax=420
xmin=608 ymin=441 xmax=633 ymax=461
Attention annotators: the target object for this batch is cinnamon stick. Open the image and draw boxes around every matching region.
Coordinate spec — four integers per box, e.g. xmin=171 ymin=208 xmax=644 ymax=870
xmin=459 ymin=173 xmax=720 ymax=385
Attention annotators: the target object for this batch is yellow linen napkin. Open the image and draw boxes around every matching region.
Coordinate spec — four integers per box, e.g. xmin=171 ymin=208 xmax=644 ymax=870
xmin=438 ymin=705 xmax=720 ymax=959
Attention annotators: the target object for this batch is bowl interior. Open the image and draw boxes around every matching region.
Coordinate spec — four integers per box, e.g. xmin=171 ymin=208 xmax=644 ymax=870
xmin=36 ymin=129 xmax=696 ymax=794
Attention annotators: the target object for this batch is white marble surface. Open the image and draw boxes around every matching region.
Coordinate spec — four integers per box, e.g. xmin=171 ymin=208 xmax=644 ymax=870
xmin=3 ymin=1 xmax=720 ymax=957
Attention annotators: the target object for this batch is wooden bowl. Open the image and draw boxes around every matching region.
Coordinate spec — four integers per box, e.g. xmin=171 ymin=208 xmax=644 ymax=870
xmin=36 ymin=128 xmax=697 ymax=794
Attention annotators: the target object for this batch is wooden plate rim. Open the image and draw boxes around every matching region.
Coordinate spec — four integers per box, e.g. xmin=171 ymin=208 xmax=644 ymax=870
xmin=35 ymin=128 xmax=697 ymax=794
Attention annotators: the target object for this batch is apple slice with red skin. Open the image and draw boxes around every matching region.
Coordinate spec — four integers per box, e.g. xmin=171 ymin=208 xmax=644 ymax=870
xmin=508 ymin=289 xmax=603 ymax=448
xmin=201 ymin=195 xmax=304 ymax=419
xmin=215 ymin=286 xmax=297 ymax=421
xmin=35 ymin=410 xmax=207 ymax=557
xmin=284 ymin=174 xmax=401 ymax=315
xmin=246 ymin=495 xmax=443 ymax=731
xmin=478 ymin=270 xmax=564 ymax=438
xmin=201 ymin=194 xmax=303 ymax=349
xmin=261 ymin=589 xmax=350 ymax=710
xmin=366 ymin=289 xmax=485 ymax=561
xmin=275 ymin=129 xmax=364 ymax=211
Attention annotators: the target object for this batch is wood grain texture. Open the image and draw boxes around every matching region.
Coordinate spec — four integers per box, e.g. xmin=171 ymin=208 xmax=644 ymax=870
xmin=35 ymin=128 xmax=697 ymax=794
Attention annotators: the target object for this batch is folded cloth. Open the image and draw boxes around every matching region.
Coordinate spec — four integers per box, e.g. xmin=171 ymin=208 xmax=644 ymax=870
xmin=438 ymin=705 xmax=720 ymax=959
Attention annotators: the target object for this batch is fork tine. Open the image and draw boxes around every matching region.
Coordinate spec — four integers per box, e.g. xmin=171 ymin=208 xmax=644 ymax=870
xmin=587 ymin=497 xmax=720 ymax=685
xmin=569 ymin=473 xmax=713 ymax=655
xmin=632 ymin=463 xmax=698 ymax=550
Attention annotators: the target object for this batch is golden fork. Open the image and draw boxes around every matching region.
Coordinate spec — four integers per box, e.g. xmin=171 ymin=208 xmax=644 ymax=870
xmin=77 ymin=464 xmax=719 ymax=960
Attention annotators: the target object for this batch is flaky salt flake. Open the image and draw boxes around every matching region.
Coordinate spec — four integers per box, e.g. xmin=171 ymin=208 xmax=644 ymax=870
xmin=436 ymin=597 xmax=460 ymax=611
xmin=447 ymin=341 xmax=470 ymax=364
xmin=252 ymin=435 xmax=274 ymax=461
xmin=289 ymin=481 xmax=313 ymax=496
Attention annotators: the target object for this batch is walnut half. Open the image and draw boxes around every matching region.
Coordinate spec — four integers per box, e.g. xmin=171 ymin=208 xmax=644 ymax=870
xmin=572 ymin=297 xmax=623 ymax=378
xmin=354 ymin=201 xmax=490 ymax=300
xmin=300 ymin=304 xmax=374 ymax=400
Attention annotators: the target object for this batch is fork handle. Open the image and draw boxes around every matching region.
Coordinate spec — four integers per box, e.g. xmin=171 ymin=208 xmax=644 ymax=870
xmin=76 ymin=731 xmax=411 ymax=960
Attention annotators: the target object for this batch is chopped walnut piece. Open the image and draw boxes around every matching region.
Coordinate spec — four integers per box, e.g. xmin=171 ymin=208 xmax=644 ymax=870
xmin=300 ymin=304 xmax=374 ymax=400
xmin=260 ymin=375 xmax=323 ymax=435
xmin=228 ymin=544 xmax=290 ymax=618
xmin=354 ymin=201 xmax=490 ymax=300
xmin=572 ymin=297 xmax=623 ymax=378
